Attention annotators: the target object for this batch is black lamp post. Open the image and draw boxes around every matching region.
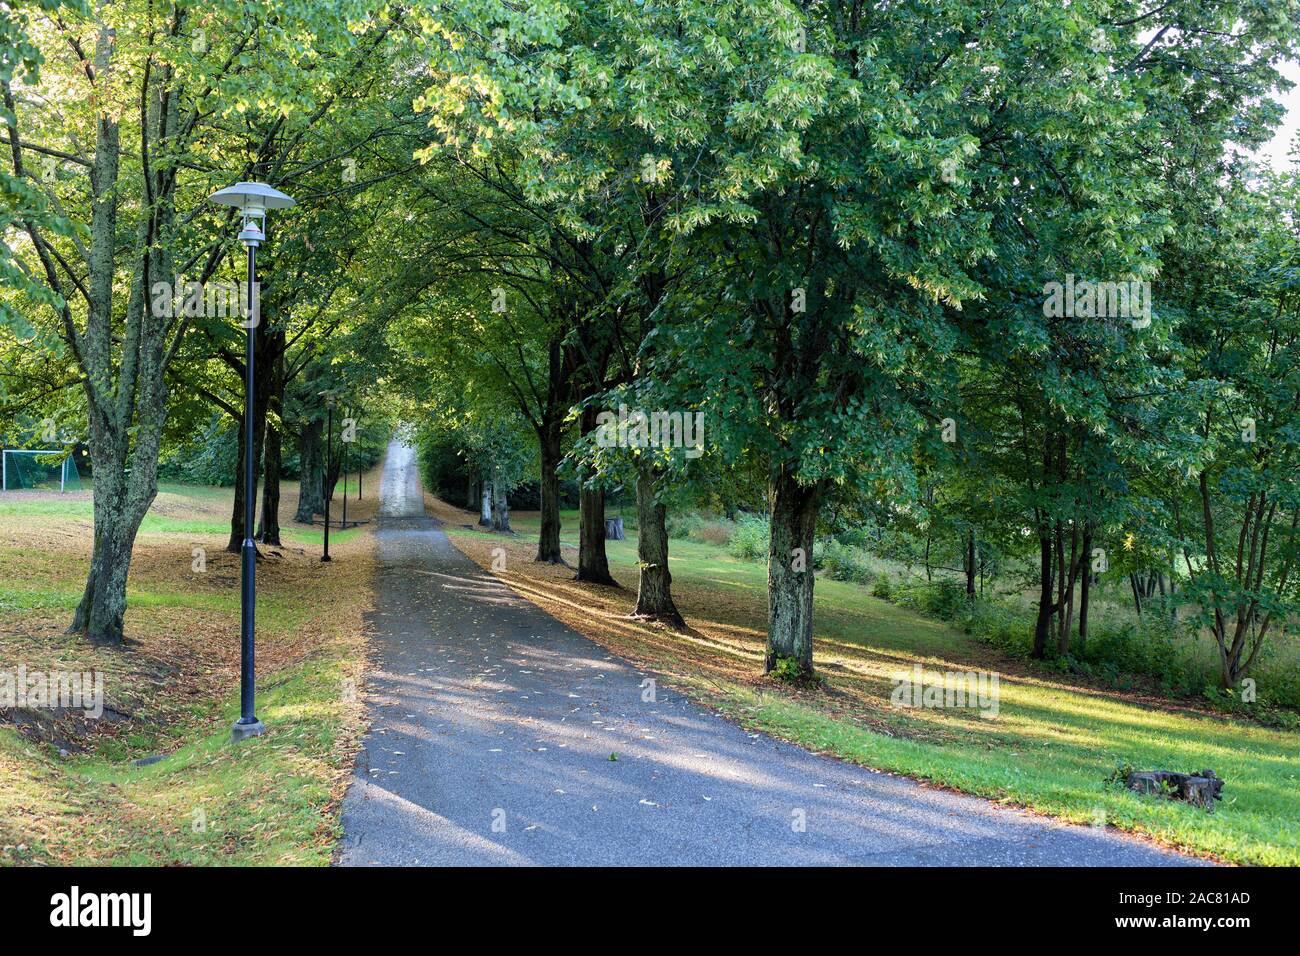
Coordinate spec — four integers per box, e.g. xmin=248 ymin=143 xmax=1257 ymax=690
xmin=209 ymin=181 xmax=296 ymax=743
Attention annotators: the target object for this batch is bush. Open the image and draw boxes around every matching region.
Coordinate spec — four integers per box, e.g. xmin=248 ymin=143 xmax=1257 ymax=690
xmin=953 ymin=599 xmax=1024 ymax=652
xmin=886 ymin=578 xmax=1233 ymax=704
xmin=1080 ymin=620 xmax=1202 ymax=695
xmin=665 ymin=511 xmax=705 ymax=540
xmin=691 ymin=520 xmax=735 ymax=547
xmin=158 ymin=414 xmax=237 ymax=485
xmin=414 ymin=431 xmax=471 ymax=504
xmin=870 ymin=574 xmax=895 ymax=600
xmin=815 ymin=538 xmax=874 ymax=584
xmin=930 ymin=579 xmax=969 ymax=620
xmin=728 ymin=516 xmax=770 ymax=561
xmin=894 ymin=577 xmax=967 ymax=620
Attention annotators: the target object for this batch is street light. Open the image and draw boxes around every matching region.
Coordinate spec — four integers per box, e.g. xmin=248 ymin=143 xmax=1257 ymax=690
xmin=208 ymin=181 xmax=296 ymax=743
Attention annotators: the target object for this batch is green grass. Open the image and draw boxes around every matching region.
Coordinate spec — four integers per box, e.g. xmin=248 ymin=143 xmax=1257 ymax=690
xmin=703 ymin=681 xmax=1299 ymax=866
xmin=2 ymin=638 xmax=360 ymax=865
xmin=287 ymin=525 xmax=367 ymax=548
xmin=0 ymin=480 xmax=367 ymax=866
xmin=455 ymin=507 xmax=1300 ymax=865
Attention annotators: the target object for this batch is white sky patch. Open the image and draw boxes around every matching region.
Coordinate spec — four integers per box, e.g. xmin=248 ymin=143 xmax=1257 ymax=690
xmin=1255 ymin=60 xmax=1300 ymax=172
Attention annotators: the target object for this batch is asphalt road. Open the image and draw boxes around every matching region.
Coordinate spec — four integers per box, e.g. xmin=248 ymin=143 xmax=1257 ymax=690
xmin=337 ymin=439 xmax=1199 ymax=866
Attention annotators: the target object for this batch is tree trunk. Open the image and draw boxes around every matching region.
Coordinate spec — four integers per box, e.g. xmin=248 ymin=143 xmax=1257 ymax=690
xmin=226 ymin=411 xmax=266 ymax=553
xmin=258 ymin=417 xmax=282 ymax=545
xmin=491 ymin=474 xmax=511 ymax=533
xmin=324 ymin=425 xmax=342 ymax=504
xmin=294 ymin=416 xmax=323 ymax=522
xmin=226 ymin=320 xmax=270 ymax=552
xmin=577 ymin=481 xmax=618 ymax=585
xmin=1054 ymin=520 xmax=1066 ymax=648
xmin=1031 ymin=529 xmax=1055 ymax=659
xmin=535 ymin=416 xmax=563 ymax=563
xmin=70 ymin=443 xmax=152 ymax=645
xmin=73 ymin=513 xmax=146 ymax=644
xmin=69 ymin=219 xmax=168 ymax=643
xmin=764 ymin=467 xmax=820 ymax=678
xmin=1078 ymin=527 xmax=1094 ymax=651
xmin=576 ymin=406 xmax=618 ymax=586
xmin=964 ymin=529 xmax=976 ymax=599
xmin=1058 ymin=522 xmax=1080 ymax=656
xmin=258 ymin=346 xmax=284 ymax=545
xmin=479 ymin=479 xmax=493 ymax=526
xmin=465 ymin=475 xmax=477 ymax=511
xmin=1130 ymin=573 xmax=1144 ymax=615
xmin=632 ymin=470 xmax=683 ymax=627
xmin=1031 ymin=431 xmax=1056 ymax=659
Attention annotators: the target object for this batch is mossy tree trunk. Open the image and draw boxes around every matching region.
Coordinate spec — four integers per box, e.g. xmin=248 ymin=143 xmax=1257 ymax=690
xmin=294 ymin=416 xmax=323 ymax=522
xmin=764 ymin=467 xmax=820 ymax=677
xmin=632 ymin=468 xmax=683 ymax=627
xmin=535 ymin=413 xmax=564 ymax=562
xmin=576 ymin=406 xmax=618 ymax=586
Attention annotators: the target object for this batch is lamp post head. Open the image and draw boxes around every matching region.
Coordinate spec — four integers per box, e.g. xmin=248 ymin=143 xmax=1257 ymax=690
xmin=209 ymin=181 xmax=296 ymax=216
xmin=209 ymin=181 xmax=296 ymax=247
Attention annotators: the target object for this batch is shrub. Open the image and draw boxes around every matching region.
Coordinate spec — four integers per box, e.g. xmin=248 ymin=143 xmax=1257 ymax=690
xmin=925 ymin=579 xmax=969 ymax=620
xmin=158 ymin=414 xmax=237 ymax=485
xmin=727 ymin=516 xmax=771 ymax=561
xmin=954 ymin=600 xmax=1025 ymax=653
xmin=665 ymin=511 xmax=705 ymax=540
xmin=691 ymin=520 xmax=735 ymax=547
xmin=1080 ymin=620 xmax=1202 ymax=695
xmin=815 ymin=538 xmax=874 ymax=584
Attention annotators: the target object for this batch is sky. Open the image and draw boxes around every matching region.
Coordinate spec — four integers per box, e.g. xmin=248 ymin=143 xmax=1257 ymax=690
xmin=1255 ymin=60 xmax=1300 ymax=172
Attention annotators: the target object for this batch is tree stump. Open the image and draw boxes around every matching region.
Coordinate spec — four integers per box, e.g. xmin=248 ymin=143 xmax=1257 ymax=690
xmin=1125 ymin=769 xmax=1223 ymax=813
xmin=604 ymin=517 xmax=625 ymax=540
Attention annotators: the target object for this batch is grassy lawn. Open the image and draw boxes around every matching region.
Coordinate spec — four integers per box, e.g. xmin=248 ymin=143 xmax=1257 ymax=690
xmin=0 ymin=476 xmax=379 ymax=865
xmin=431 ymin=499 xmax=1300 ymax=866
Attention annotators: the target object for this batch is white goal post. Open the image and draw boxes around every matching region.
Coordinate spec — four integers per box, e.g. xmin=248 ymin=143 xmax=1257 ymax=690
xmin=0 ymin=449 xmax=80 ymax=492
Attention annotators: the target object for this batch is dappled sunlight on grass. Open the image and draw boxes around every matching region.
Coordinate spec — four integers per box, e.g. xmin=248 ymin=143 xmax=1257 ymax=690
xmin=0 ymin=471 xmax=379 ymax=864
xmin=439 ymin=500 xmax=1300 ymax=865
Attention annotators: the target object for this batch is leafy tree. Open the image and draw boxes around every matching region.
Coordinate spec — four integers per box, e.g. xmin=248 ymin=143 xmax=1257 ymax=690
xmin=1163 ymin=173 xmax=1300 ymax=688
xmin=2 ymin=0 xmax=376 ymax=641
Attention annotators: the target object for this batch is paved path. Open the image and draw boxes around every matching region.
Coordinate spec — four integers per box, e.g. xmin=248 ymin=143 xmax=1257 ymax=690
xmin=338 ymin=439 xmax=1199 ymax=866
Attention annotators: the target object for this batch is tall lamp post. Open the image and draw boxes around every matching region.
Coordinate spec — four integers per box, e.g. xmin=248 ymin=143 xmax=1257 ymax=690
xmin=209 ymin=181 xmax=296 ymax=742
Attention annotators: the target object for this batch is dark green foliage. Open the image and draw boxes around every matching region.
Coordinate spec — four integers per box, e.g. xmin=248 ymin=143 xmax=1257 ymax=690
xmin=814 ymin=539 xmax=875 ymax=585
xmin=727 ymin=516 xmax=771 ymax=562
xmin=415 ymin=430 xmax=472 ymax=505
xmin=158 ymin=416 xmax=239 ymax=486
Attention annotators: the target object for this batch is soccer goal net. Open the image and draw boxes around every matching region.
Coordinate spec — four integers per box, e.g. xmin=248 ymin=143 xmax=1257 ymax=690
xmin=1 ymin=449 xmax=82 ymax=492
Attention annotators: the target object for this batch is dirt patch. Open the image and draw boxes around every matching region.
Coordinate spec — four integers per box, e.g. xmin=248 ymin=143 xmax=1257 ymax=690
xmin=0 ymin=468 xmax=381 ymax=759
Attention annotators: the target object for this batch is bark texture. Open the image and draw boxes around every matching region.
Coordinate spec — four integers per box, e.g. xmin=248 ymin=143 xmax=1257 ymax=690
xmin=535 ymin=415 xmax=563 ymax=562
xmin=576 ymin=408 xmax=617 ymax=586
xmin=764 ymin=469 xmax=820 ymax=678
xmin=294 ymin=416 xmax=323 ymax=522
xmin=632 ymin=471 xmax=683 ymax=627
xmin=491 ymin=472 xmax=511 ymax=533
xmin=258 ymin=339 xmax=285 ymax=545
